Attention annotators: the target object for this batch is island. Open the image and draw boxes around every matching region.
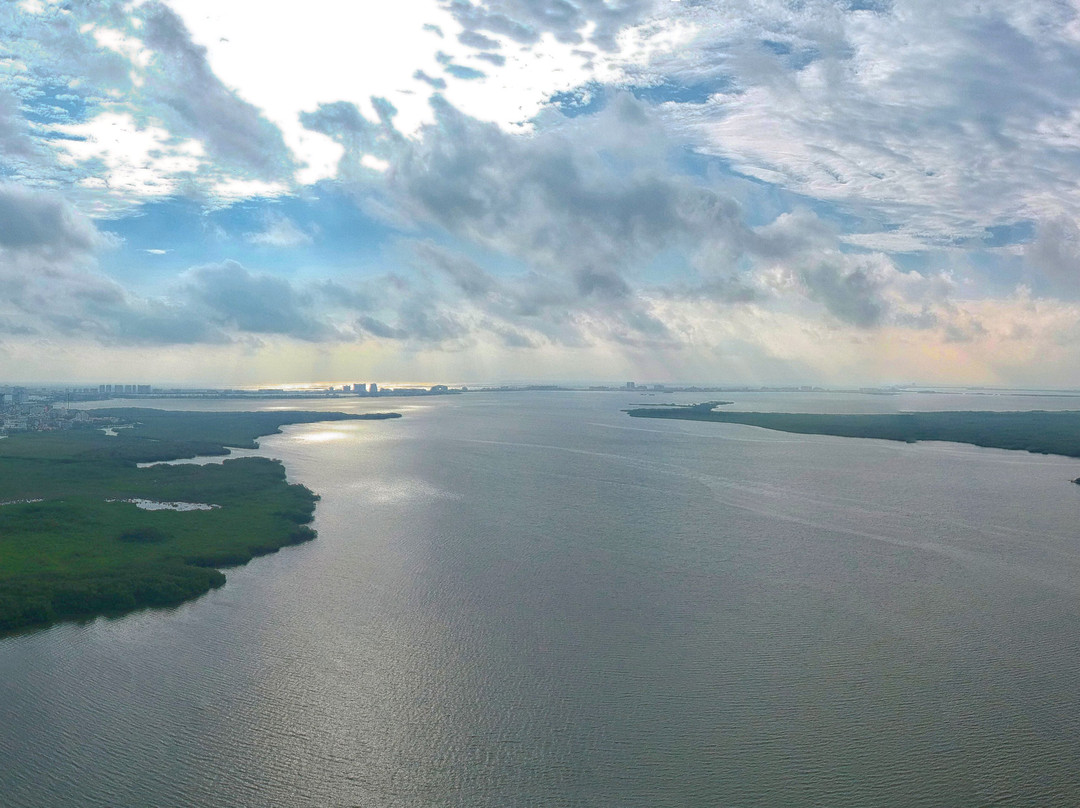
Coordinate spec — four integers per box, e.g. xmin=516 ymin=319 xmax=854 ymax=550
xmin=0 ymin=408 xmax=400 ymax=634
xmin=627 ymin=402 xmax=1080 ymax=458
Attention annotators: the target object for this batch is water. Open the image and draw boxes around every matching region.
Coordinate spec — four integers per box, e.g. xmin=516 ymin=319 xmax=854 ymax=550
xmin=4 ymin=391 xmax=1080 ymax=806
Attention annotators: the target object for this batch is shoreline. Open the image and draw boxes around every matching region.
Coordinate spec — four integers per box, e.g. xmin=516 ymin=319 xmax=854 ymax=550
xmin=0 ymin=409 xmax=400 ymax=635
xmin=627 ymin=403 xmax=1080 ymax=460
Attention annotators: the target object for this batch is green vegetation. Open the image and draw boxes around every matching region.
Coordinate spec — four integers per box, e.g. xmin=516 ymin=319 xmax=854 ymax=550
xmin=0 ymin=409 xmax=400 ymax=634
xmin=627 ymin=402 xmax=1080 ymax=458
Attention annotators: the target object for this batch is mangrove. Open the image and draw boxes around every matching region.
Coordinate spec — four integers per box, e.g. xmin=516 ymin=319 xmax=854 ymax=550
xmin=627 ymin=402 xmax=1080 ymax=459
xmin=0 ymin=409 xmax=400 ymax=634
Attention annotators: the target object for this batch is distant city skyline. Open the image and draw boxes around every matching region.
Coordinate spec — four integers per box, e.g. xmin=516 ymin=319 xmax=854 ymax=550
xmin=3 ymin=1 xmax=1080 ymax=385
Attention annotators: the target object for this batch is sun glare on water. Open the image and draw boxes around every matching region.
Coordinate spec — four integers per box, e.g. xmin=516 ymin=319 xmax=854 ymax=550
xmin=296 ymin=430 xmax=349 ymax=443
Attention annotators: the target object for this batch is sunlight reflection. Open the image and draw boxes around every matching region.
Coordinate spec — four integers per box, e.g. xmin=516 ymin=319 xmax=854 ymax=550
xmin=295 ymin=430 xmax=348 ymax=443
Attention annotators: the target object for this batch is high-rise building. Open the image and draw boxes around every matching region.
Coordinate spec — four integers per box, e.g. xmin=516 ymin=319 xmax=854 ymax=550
xmin=625 ymin=381 xmax=636 ymax=390
xmin=353 ymin=383 xmax=366 ymax=394
xmin=369 ymin=383 xmax=378 ymax=395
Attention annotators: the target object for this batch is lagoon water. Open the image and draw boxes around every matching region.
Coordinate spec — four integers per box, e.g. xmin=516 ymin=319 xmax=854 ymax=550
xmin=5 ymin=391 xmax=1080 ymax=806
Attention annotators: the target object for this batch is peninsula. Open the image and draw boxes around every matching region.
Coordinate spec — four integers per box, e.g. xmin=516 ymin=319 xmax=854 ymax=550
xmin=0 ymin=409 xmax=400 ymax=634
xmin=627 ymin=402 xmax=1080 ymax=458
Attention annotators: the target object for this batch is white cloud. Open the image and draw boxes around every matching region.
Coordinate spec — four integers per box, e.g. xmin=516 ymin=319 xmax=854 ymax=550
xmin=161 ymin=0 xmax=647 ymax=153
xmin=243 ymin=214 xmax=314 ymax=248
xmin=54 ymin=111 xmax=204 ymax=203
xmin=632 ymin=0 xmax=1080 ymax=247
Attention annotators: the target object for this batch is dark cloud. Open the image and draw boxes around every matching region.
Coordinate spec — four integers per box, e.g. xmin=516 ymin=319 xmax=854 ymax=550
xmin=412 ymin=240 xmax=676 ymax=346
xmin=76 ymin=297 xmax=225 ymax=346
xmin=574 ymin=267 xmax=631 ymax=299
xmin=1026 ymin=216 xmax=1080 ymax=294
xmin=0 ymin=236 xmax=220 ymax=347
xmin=181 ymin=260 xmax=334 ymax=341
xmin=357 ymin=302 xmax=466 ymax=343
xmin=356 ymin=315 xmax=404 ymax=339
xmin=303 ymin=93 xmax=767 ymax=346
xmin=386 ymin=94 xmax=745 ymax=273
xmin=396 ymin=298 xmax=468 ymax=342
xmin=415 ymin=242 xmax=496 ymax=297
xmin=798 ymin=259 xmax=888 ymax=328
xmin=492 ymin=325 xmax=537 ymax=348
xmin=0 ymin=184 xmax=109 ymax=257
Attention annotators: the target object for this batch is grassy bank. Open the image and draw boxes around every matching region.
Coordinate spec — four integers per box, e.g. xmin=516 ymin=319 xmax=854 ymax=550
xmin=0 ymin=409 xmax=399 ymax=634
xmin=627 ymin=402 xmax=1080 ymax=458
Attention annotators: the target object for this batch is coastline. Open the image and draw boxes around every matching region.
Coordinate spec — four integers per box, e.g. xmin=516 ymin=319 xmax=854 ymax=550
xmin=0 ymin=409 xmax=400 ymax=635
xmin=627 ymin=403 xmax=1080 ymax=460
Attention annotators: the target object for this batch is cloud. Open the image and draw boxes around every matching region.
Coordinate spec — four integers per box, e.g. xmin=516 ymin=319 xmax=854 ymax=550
xmin=443 ymin=0 xmax=663 ymax=52
xmin=137 ymin=2 xmax=297 ymax=182
xmin=797 ymin=258 xmax=890 ymax=328
xmin=0 ymin=82 xmax=968 ymax=363
xmin=304 ymin=90 xmax=970 ymax=347
xmin=413 ymin=69 xmax=448 ymax=90
xmin=416 ymin=242 xmax=496 ymax=297
xmin=383 ymin=94 xmax=745 ymax=274
xmin=1025 ymin=216 xmax=1080 ymax=294
xmin=623 ymin=0 xmax=1080 ymax=249
xmin=0 ymin=184 xmax=110 ymax=257
xmin=243 ymin=214 xmax=315 ymax=248
xmin=659 ymin=277 xmax=762 ymax=305
xmin=458 ymin=30 xmax=501 ymax=50
xmin=444 ymin=63 xmax=487 ymax=80
xmin=75 ymin=296 xmax=226 ymax=346
xmin=6 ymin=0 xmax=1080 ymax=385
xmin=180 ymin=260 xmax=335 ymax=341
xmin=0 ymin=248 xmax=350 ymax=347
xmin=0 ymin=226 xmax=218 ymax=347
xmin=0 ymin=1 xmax=297 ymax=209
xmin=0 ymin=88 xmax=36 ymax=162
xmin=300 ymin=99 xmax=404 ymax=183
xmin=355 ymin=298 xmax=468 ymax=344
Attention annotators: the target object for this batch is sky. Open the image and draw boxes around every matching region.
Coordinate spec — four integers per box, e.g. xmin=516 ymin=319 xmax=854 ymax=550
xmin=3 ymin=0 xmax=1080 ymax=386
